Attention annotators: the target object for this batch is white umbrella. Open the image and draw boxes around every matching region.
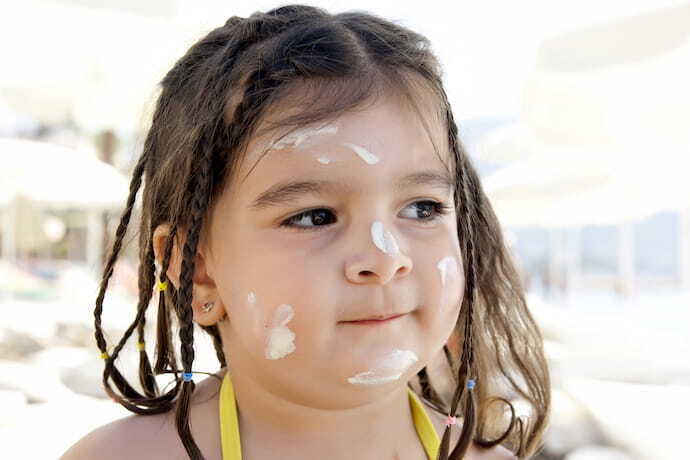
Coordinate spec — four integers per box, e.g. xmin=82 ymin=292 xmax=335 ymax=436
xmin=479 ymin=3 xmax=690 ymax=227
xmin=0 ymin=138 xmax=129 ymax=210
xmin=485 ymin=141 xmax=690 ymax=229
xmin=0 ymin=2 xmax=200 ymax=133
xmin=0 ymin=138 xmax=130 ymax=268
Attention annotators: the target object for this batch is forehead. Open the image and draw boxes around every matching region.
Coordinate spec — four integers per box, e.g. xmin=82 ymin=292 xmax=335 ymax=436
xmin=236 ymin=91 xmax=450 ymax=188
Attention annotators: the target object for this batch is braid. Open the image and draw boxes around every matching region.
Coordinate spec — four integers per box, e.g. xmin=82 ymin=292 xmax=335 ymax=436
xmin=94 ymin=150 xmax=168 ymax=409
xmin=173 ymin=137 xmax=213 ymax=459
xmin=94 ymin=151 xmax=148 ymax=357
xmin=136 ymin=238 xmax=160 ymax=398
xmin=154 ymin=224 xmax=180 ymax=375
xmin=435 ymin=79 xmax=479 ymax=459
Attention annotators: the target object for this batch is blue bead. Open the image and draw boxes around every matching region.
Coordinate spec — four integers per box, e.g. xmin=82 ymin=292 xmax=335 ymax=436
xmin=467 ymin=379 xmax=476 ymax=389
xmin=182 ymin=372 xmax=194 ymax=382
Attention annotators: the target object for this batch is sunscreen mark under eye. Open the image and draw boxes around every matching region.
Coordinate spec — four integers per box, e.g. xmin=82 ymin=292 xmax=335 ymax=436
xmin=343 ymin=142 xmax=379 ymax=164
xmin=371 ymin=221 xmax=400 ymax=255
xmin=437 ymin=255 xmax=462 ymax=311
xmin=264 ymin=304 xmax=296 ymax=360
xmin=437 ymin=256 xmax=460 ymax=286
xmin=248 ymin=291 xmax=257 ymax=304
xmin=347 ymin=349 xmax=418 ymax=385
xmin=316 ymin=155 xmax=332 ymax=164
xmin=269 ymin=125 xmax=338 ymax=150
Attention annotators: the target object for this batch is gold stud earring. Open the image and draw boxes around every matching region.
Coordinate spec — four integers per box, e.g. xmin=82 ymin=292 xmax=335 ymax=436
xmin=202 ymin=302 xmax=215 ymax=313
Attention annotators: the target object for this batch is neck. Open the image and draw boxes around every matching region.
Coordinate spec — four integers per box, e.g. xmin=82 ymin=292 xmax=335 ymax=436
xmin=224 ymin=368 xmax=427 ymax=460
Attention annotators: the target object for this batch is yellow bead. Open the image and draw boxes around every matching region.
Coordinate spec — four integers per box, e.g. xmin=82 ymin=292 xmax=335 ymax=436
xmin=136 ymin=342 xmax=145 ymax=351
xmin=157 ymin=280 xmax=168 ymax=291
xmin=100 ymin=352 xmax=109 ymax=359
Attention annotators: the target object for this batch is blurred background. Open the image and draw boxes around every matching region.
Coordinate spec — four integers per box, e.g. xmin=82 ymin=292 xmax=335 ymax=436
xmin=1 ymin=1 xmax=689 ymax=459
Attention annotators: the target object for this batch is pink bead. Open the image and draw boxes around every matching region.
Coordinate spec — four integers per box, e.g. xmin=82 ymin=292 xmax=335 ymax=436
xmin=445 ymin=415 xmax=457 ymax=426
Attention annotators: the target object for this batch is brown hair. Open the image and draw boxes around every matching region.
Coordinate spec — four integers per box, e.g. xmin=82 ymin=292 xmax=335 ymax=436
xmin=93 ymin=5 xmax=550 ymax=459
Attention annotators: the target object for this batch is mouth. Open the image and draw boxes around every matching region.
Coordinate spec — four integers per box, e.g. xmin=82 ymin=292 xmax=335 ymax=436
xmin=340 ymin=313 xmax=407 ymax=326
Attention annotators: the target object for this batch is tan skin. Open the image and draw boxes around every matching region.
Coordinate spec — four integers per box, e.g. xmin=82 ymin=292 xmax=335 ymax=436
xmin=61 ymin=94 xmax=515 ymax=459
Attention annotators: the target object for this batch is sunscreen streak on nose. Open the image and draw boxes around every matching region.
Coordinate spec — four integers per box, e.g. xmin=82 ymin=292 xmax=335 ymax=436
xmin=343 ymin=143 xmax=380 ymax=164
xmin=264 ymin=304 xmax=296 ymax=360
xmin=371 ymin=221 xmax=400 ymax=256
xmin=269 ymin=125 xmax=338 ymax=150
xmin=347 ymin=349 xmax=418 ymax=385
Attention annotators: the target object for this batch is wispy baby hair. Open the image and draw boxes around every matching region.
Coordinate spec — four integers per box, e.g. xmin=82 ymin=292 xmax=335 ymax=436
xmin=93 ymin=4 xmax=550 ymax=459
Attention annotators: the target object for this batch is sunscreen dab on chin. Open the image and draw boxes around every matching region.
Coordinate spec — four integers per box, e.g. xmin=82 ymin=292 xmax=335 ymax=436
xmin=347 ymin=349 xmax=418 ymax=385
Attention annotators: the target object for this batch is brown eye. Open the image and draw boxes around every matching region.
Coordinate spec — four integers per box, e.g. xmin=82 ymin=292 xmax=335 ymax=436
xmin=280 ymin=208 xmax=336 ymax=231
xmin=399 ymin=200 xmax=452 ymax=222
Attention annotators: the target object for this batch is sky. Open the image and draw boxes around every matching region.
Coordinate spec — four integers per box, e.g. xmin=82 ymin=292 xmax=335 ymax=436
xmin=0 ymin=0 xmax=687 ymax=133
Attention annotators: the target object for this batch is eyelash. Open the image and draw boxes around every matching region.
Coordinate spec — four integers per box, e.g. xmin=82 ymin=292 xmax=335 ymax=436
xmin=279 ymin=200 xmax=453 ymax=232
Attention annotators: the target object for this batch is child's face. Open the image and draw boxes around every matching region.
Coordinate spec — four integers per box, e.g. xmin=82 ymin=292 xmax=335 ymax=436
xmin=207 ymin=94 xmax=464 ymax=405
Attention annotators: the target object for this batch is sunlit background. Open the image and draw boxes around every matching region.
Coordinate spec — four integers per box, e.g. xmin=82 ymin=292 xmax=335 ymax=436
xmin=1 ymin=1 xmax=689 ymax=459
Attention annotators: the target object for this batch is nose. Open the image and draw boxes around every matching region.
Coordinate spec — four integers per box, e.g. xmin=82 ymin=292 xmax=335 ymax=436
xmin=344 ymin=222 xmax=413 ymax=285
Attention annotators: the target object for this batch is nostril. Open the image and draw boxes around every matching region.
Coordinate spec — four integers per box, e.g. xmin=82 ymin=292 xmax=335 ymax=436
xmin=360 ymin=270 xmax=374 ymax=276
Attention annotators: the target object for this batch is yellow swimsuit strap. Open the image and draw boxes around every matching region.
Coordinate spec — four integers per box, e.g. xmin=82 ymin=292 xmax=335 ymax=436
xmin=220 ymin=373 xmax=441 ymax=460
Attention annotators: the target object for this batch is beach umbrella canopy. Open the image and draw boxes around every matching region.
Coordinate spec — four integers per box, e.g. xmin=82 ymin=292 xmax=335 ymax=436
xmin=0 ymin=138 xmax=129 ymax=211
xmin=477 ymin=3 xmax=690 ymax=228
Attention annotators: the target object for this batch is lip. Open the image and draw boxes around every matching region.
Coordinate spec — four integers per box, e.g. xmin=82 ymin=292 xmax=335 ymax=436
xmin=341 ymin=313 xmax=407 ymax=326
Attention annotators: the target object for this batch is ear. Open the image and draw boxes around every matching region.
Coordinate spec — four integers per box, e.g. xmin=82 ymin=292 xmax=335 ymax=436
xmin=152 ymin=223 xmax=227 ymax=326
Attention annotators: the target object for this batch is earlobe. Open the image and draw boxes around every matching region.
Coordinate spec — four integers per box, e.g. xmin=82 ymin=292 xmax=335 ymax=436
xmin=194 ymin=300 xmax=229 ymax=326
xmin=153 ymin=223 xmax=224 ymax=326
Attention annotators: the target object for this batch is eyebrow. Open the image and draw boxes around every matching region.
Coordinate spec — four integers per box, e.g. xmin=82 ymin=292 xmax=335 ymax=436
xmin=249 ymin=170 xmax=455 ymax=211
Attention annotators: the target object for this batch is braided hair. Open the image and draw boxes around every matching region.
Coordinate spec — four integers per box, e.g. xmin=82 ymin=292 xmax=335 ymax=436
xmin=93 ymin=5 xmax=550 ymax=459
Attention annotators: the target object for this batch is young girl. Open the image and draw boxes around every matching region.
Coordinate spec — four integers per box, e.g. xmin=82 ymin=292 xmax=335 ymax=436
xmin=62 ymin=4 xmax=550 ymax=459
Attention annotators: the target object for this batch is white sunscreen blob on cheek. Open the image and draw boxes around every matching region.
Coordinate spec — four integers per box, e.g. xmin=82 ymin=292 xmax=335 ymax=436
xmin=315 ymin=156 xmax=332 ymax=164
xmin=437 ymin=256 xmax=460 ymax=286
xmin=342 ymin=142 xmax=380 ymax=164
xmin=347 ymin=349 xmax=418 ymax=385
xmin=247 ymin=291 xmax=257 ymax=304
xmin=371 ymin=221 xmax=400 ymax=255
xmin=264 ymin=304 xmax=297 ymax=360
xmin=270 ymin=125 xmax=338 ymax=150
xmin=437 ymin=255 xmax=462 ymax=310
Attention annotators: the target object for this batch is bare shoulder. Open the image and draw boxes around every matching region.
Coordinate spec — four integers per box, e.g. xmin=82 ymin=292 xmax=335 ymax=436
xmin=426 ymin=407 xmax=517 ymax=459
xmin=60 ymin=371 xmax=225 ymax=460
xmin=59 ymin=410 xmax=175 ymax=460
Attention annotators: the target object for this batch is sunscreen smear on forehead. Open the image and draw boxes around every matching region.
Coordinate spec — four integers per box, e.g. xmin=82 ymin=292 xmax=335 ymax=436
xmin=269 ymin=124 xmax=338 ymax=150
xmin=343 ymin=142 xmax=380 ymax=164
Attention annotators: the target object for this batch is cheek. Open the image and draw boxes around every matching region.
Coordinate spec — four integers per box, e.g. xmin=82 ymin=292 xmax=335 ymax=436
xmin=437 ymin=254 xmax=464 ymax=312
xmin=233 ymin=280 xmax=334 ymax=362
